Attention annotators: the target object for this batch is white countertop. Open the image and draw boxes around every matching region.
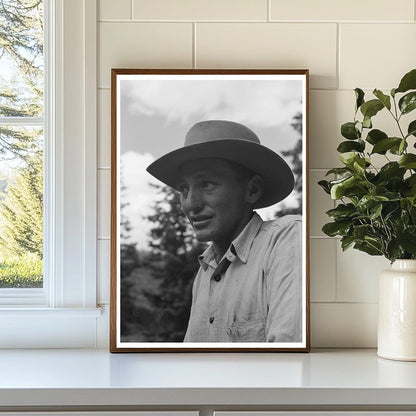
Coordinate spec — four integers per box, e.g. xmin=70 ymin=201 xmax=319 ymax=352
xmin=0 ymin=348 xmax=416 ymax=407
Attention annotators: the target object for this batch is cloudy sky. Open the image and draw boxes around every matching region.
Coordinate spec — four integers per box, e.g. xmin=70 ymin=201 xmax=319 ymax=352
xmin=118 ymin=75 xmax=305 ymax=249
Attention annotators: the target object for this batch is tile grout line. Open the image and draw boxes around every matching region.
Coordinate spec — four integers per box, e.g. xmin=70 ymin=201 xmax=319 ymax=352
xmin=97 ymin=87 xmax=375 ymax=92
xmin=333 ymin=229 xmax=338 ymax=302
xmin=336 ymin=22 xmax=340 ymax=90
xmin=130 ymin=0 xmax=133 ymax=20
xmin=193 ymin=22 xmax=197 ymax=68
xmin=98 ymin=19 xmax=415 ymax=24
xmin=311 ymin=301 xmax=378 ymax=305
xmin=267 ymin=0 xmax=271 ymax=22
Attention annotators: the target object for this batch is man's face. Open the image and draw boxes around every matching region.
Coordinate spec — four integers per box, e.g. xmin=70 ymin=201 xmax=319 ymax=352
xmin=177 ymin=158 xmax=253 ymax=249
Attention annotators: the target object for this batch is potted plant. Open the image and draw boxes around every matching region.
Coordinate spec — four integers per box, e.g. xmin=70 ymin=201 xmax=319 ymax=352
xmin=319 ymin=68 xmax=416 ymax=361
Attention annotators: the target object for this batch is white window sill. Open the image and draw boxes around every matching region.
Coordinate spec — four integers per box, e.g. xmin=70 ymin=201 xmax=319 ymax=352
xmin=0 ymin=307 xmax=104 ymax=348
xmin=0 ymin=307 xmax=102 ymax=316
xmin=0 ymin=349 xmax=415 ymax=410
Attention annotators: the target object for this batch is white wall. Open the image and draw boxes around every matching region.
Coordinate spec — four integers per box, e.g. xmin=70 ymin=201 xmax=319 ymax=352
xmin=95 ymin=0 xmax=416 ymax=348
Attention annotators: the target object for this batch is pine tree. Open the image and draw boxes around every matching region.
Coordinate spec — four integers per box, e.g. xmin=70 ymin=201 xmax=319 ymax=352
xmin=276 ymin=112 xmax=303 ymax=217
xmin=0 ymin=0 xmax=44 ymax=162
xmin=119 ymin=169 xmax=140 ymax=337
xmin=132 ymin=184 xmax=204 ymax=342
xmin=0 ymin=0 xmax=44 ymax=285
xmin=0 ymin=153 xmax=43 ymax=258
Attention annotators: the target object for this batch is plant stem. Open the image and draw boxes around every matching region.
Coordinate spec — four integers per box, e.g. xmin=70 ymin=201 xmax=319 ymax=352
xmin=390 ymin=96 xmax=406 ymax=139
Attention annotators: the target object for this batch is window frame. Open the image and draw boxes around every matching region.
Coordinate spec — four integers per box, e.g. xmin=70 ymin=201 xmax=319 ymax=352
xmin=0 ymin=0 xmax=100 ymax=348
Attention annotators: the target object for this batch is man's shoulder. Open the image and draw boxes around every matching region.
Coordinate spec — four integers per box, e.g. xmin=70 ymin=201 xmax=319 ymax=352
xmin=261 ymin=214 xmax=302 ymax=232
xmin=255 ymin=214 xmax=302 ymax=245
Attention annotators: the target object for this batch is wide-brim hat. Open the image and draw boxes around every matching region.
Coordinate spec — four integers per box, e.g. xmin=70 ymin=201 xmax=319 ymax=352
xmin=146 ymin=120 xmax=295 ymax=209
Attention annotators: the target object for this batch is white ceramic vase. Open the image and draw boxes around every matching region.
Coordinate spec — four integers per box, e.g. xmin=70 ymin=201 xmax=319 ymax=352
xmin=378 ymin=259 xmax=416 ymax=361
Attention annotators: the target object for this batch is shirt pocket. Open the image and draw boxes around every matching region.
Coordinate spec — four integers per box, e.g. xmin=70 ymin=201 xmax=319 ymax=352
xmin=226 ymin=317 xmax=266 ymax=342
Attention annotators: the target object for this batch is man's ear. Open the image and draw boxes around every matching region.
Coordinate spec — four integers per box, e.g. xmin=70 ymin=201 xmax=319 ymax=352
xmin=246 ymin=175 xmax=264 ymax=205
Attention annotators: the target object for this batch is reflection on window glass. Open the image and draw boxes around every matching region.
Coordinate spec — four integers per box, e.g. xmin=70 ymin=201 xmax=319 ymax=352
xmin=0 ymin=0 xmax=44 ymax=289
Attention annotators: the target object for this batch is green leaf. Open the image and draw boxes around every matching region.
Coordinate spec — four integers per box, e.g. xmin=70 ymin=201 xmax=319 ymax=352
xmin=341 ymin=235 xmax=355 ymax=251
xmin=373 ymin=89 xmax=391 ymax=110
xmin=339 ymin=152 xmax=358 ymax=166
xmin=337 ymin=140 xmax=365 ymax=153
xmin=353 ymin=158 xmax=366 ymax=174
xmin=330 ymin=176 xmax=355 ymax=199
xmin=399 ymin=92 xmax=416 ymax=115
xmin=396 ymin=69 xmax=416 ymax=94
xmin=407 ymin=174 xmax=416 ymax=186
xmin=354 ymin=241 xmax=383 ymax=256
xmin=330 ymin=175 xmax=367 ymax=200
xmin=326 ymin=203 xmax=357 ymax=220
xmin=407 ymin=120 xmax=416 ymax=137
xmin=360 ymin=99 xmax=384 ymax=119
xmin=399 ymin=139 xmax=407 ymax=154
xmin=366 ymin=129 xmax=387 ymax=145
xmin=318 ymin=180 xmax=331 ymax=194
xmin=371 ymin=137 xmax=402 ymax=154
xmin=357 ymin=195 xmax=389 ymax=212
xmin=363 ymin=116 xmax=372 ymax=129
xmin=341 ymin=122 xmax=361 ymax=140
xmin=399 ymin=154 xmax=416 ymax=169
xmin=386 ymin=240 xmax=402 ymax=263
xmin=355 ymin=88 xmax=365 ymax=110
xmin=352 ymin=224 xmax=373 ymax=240
xmin=384 ymin=203 xmax=400 ymax=222
xmin=391 ymin=88 xmax=396 ymax=98
xmin=369 ymin=203 xmax=383 ymax=220
xmin=338 ymin=153 xmax=370 ymax=177
xmin=325 ymin=167 xmax=351 ymax=176
xmin=398 ymin=227 xmax=416 ymax=255
xmin=322 ymin=221 xmax=351 ymax=237
xmin=406 ymin=175 xmax=416 ymax=197
xmin=365 ymin=236 xmax=384 ymax=252
xmin=378 ymin=162 xmax=406 ymax=181
xmin=389 ymin=139 xmax=408 ymax=155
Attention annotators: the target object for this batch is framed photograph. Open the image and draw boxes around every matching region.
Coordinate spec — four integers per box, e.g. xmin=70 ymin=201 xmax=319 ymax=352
xmin=110 ymin=69 xmax=310 ymax=352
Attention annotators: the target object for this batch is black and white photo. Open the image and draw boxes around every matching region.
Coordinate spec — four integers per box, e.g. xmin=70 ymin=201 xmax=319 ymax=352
xmin=110 ymin=69 xmax=310 ymax=352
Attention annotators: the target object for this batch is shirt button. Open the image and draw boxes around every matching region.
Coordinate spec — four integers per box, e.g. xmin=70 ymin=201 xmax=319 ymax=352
xmin=213 ymin=274 xmax=221 ymax=282
xmin=209 ymin=316 xmax=215 ymax=324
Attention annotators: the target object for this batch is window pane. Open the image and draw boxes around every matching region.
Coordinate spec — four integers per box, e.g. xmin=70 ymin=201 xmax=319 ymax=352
xmin=0 ymin=0 xmax=44 ymax=117
xmin=0 ymin=126 xmax=43 ymax=288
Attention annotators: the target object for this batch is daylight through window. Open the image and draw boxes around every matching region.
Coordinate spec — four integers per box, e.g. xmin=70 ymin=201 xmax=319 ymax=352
xmin=0 ymin=0 xmax=44 ymax=289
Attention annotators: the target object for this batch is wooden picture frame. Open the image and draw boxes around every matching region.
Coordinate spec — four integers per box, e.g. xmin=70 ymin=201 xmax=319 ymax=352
xmin=110 ymin=69 xmax=310 ymax=352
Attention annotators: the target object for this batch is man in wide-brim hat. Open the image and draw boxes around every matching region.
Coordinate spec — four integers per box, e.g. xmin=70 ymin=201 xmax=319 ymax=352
xmin=147 ymin=120 xmax=302 ymax=343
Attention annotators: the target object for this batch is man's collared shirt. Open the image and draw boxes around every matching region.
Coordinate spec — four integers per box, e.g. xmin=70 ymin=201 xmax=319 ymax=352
xmin=184 ymin=212 xmax=302 ymax=343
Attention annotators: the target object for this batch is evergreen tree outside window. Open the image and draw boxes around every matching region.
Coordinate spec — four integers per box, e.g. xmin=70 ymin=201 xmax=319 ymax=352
xmin=0 ymin=0 xmax=44 ymax=288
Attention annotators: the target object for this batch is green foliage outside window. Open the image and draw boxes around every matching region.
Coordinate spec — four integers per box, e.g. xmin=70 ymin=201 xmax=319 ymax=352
xmin=0 ymin=0 xmax=44 ymax=288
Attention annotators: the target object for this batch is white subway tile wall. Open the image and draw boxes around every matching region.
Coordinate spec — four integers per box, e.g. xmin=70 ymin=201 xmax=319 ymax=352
xmin=98 ymin=22 xmax=193 ymax=88
xmin=310 ymin=239 xmax=336 ymax=302
xmin=340 ymin=24 xmax=416 ymax=90
xmin=96 ymin=0 xmax=416 ymax=347
xmin=98 ymin=90 xmax=111 ymax=168
xmin=336 ymin=246 xmax=389 ymax=303
xmin=270 ymin=0 xmax=414 ymax=22
xmin=99 ymin=0 xmax=131 ymax=21
xmin=97 ymin=169 xmax=111 ymax=238
xmin=97 ymin=240 xmax=110 ymax=305
xmin=311 ymin=303 xmax=378 ymax=347
xmin=196 ymin=23 xmax=338 ymax=89
xmin=132 ymin=0 xmax=269 ymax=21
